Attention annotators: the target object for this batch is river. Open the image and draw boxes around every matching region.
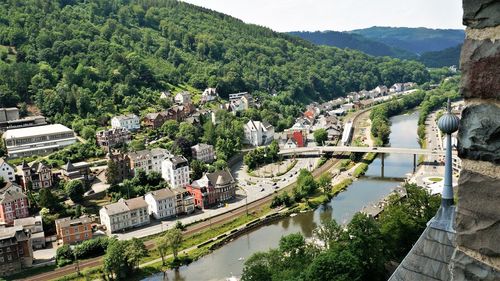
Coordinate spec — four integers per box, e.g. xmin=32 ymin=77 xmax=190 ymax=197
xmin=144 ymin=111 xmax=420 ymax=281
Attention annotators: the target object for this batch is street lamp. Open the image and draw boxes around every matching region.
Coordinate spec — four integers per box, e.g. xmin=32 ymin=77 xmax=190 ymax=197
xmin=70 ymin=243 xmax=80 ymax=276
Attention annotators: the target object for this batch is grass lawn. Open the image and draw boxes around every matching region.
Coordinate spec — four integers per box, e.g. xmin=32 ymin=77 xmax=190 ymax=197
xmin=429 ymin=177 xmax=443 ymax=182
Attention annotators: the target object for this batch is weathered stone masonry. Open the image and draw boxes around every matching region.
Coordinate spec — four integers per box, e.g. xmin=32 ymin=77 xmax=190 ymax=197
xmin=450 ymin=0 xmax=500 ymax=280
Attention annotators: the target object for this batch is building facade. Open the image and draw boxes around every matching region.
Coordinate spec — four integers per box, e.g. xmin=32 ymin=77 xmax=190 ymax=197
xmin=144 ymin=188 xmax=176 ymax=219
xmin=172 ymin=187 xmax=195 ymax=215
xmin=60 ymin=161 xmax=91 ymax=182
xmin=55 ymin=217 xmax=93 ymax=245
xmin=188 ymin=170 xmax=236 ymax=209
xmin=13 ymin=216 xmax=45 ymax=249
xmin=162 ymin=156 xmax=190 ymax=188
xmin=243 ymin=120 xmax=275 ymax=147
xmin=21 ymin=161 xmax=53 ymax=190
xmin=111 ymin=114 xmax=140 ymax=131
xmin=0 ymin=159 xmax=15 ymax=182
xmin=128 ymin=148 xmax=171 ymax=175
xmin=95 ymin=128 xmax=131 ymax=150
xmin=191 ymin=143 xmax=215 ymax=163
xmin=2 ymin=124 xmax=76 ymax=158
xmin=143 ymin=112 xmax=168 ymax=130
xmin=0 ymin=226 xmax=33 ymax=276
xmin=99 ymin=197 xmax=150 ymax=233
xmin=0 ymin=183 xmax=29 ymax=225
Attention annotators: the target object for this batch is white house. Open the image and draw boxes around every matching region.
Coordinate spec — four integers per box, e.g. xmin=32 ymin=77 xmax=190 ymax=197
xmin=374 ymin=85 xmax=388 ymax=96
xmin=111 ymin=114 xmax=140 ymax=131
xmin=243 ymin=120 xmax=275 ymax=147
xmin=128 ymin=148 xmax=171 ymax=175
xmin=174 ymin=91 xmax=191 ymax=105
xmin=201 ymin=88 xmax=218 ymax=103
xmin=144 ymin=188 xmax=176 ymax=219
xmin=191 ymin=143 xmax=215 ymax=163
xmin=390 ymin=83 xmax=404 ymax=93
xmin=162 ymin=156 xmax=190 ymax=188
xmin=0 ymin=158 xmax=15 ymax=182
xmin=99 ymin=197 xmax=150 ymax=234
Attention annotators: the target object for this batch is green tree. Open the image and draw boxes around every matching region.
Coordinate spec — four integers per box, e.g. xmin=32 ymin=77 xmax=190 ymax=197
xmin=125 ymin=238 xmax=148 ymax=271
xmin=161 ymin=120 xmax=179 ymax=139
xmin=317 ymin=173 xmax=332 ymax=194
xmin=106 ymin=160 xmax=120 ymax=185
xmin=305 ymin=245 xmax=362 ymax=281
xmin=313 ymin=129 xmax=328 ymax=145
xmin=65 ymin=180 xmax=85 ymax=203
xmin=165 ymin=228 xmax=183 ymax=260
xmin=294 ymin=169 xmax=317 ymax=200
xmin=103 ymin=239 xmax=129 ymax=280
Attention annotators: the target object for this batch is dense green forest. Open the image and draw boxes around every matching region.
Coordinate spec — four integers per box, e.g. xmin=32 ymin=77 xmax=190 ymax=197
xmin=288 ymin=31 xmax=416 ymax=60
xmin=350 ymin=26 xmax=464 ymax=54
xmin=418 ymin=44 xmax=462 ymax=68
xmin=0 ymin=0 xmax=430 ymax=125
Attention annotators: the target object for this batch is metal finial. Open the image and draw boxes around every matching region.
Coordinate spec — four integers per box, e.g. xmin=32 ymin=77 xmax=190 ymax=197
xmin=446 ymin=98 xmax=451 ymax=113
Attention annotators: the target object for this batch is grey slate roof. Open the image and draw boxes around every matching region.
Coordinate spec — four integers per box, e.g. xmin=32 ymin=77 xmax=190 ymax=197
xmin=389 ymin=206 xmax=456 ymax=281
xmin=206 ymin=170 xmax=234 ymax=186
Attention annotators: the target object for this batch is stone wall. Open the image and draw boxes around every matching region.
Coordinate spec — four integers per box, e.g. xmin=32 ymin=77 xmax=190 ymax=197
xmin=450 ymin=0 xmax=500 ymax=279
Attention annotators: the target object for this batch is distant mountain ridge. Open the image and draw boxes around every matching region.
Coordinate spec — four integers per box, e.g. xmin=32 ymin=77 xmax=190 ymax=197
xmin=289 ymin=27 xmax=464 ymax=67
xmin=288 ymin=31 xmax=417 ymax=60
xmin=349 ymin=26 xmax=465 ymax=54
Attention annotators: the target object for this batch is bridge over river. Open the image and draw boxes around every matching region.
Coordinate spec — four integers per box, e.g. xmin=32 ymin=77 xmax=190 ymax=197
xmin=279 ymin=146 xmax=455 ymax=173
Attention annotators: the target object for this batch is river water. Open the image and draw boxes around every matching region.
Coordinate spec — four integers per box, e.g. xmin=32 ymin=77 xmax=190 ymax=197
xmin=144 ymin=111 xmax=420 ymax=281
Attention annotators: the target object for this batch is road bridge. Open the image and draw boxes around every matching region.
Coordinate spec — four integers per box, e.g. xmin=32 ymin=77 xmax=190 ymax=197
xmin=279 ymin=146 xmax=454 ymax=174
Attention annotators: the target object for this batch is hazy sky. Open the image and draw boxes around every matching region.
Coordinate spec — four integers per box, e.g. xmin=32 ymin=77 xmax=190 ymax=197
xmin=181 ymin=0 xmax=464 ymax=32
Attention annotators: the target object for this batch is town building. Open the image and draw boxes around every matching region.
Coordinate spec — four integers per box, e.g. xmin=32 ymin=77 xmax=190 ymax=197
xmin=144 ymin=188 xmax=176 ymax=220
xmin=0 ymin=226 xmax=33 ymax=276
xmin=0 ymin=159 xmax=15 ymax=182
xmin=128 ymin=148 xmax=171 ymax=175
xmin=390 ymin=83 xmax=404 ymax=93
xmin=374 ymin=85 xmax=388 ymax=96
xmin=0 ymin=108 xmax=46 ymax=132
xmin=55 ymin=216 xmax=93 ymax=245
xmin=284 ymin=131 xmax=306 ymax=149
xmin=2 ymin=124 xmax=77 ymax=158
xmin=174 ymin=91 xmax=192 ymax=105
xmin=162 ymin=156 xmax=190 ymax=188
xmin=159 ymin=91 xmax=171 ymax=100
xmin=60 ymin=161 xmax=91 ymax=182
xmin=0 ymin=108 xmax=19 ymax=122
xmin=111 ymin=114 xmax=140 ymax=131
xmin=188 ymin=170 xmax=236 ymax=209
xmin=243 ymin=120 xmax=275 ymax=147
xmin=13 ymin=216 xmax=44 ymax=249
xmin=143 ymin=112 xmax=168 ymax=130
xmin=99 ymin=197 xmax=150 ymax=234
xmin=227 ymin=92 xmax=254 ymax=113
xmin=21 ymin=161 xmax=53 ymax=190
xmin=191 ymin=143 xmax=215 ymax=163
xmin=0 ymin=183 xmax=29 ymax=225
xmin=106 ymin=151 xmax=132 ymax=183
xmin=201 ymin=88 xmax=218 ymax=103
xmin=95 ymin=128 xmax=131 ymax=151
xmin=172 ymin=187 xmax=195 ymax=215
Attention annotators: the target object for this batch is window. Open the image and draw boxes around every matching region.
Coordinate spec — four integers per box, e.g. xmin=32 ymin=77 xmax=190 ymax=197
xmin=7 ymin=255 xmax=11 ymax=261
xmin=0 ymin=257 xmax=3 ymax=263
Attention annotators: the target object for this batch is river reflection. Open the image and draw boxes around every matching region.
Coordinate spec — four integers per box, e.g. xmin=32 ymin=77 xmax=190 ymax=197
xmin=143 ymin=112 xmax=420 ymax=281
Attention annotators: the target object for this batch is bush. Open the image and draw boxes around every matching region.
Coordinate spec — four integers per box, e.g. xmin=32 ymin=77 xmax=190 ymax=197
xmin=74 ymin=237 xmax=110 ymax=259
xmin=56 ymin=245 xmax=74 ymax=267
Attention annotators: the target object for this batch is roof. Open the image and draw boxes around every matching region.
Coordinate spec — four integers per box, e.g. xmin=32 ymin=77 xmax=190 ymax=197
xmin=102 ymin=201 xmax=129 ymax=216
xmin=170 ymin=155 xmax=188 ymax=166
xmin=0 ymin=225 xmax=26 ymax=241
xmin=14 ymin=215 xmax=42 ymax=227
xmin=147 ymin=188 xmax=175 ymax=201
xmin=0 ymin=182 xmax=22 ymax=194
xmin=112 ymin=114 xmax=138 ymax=121
xmin=206 ymin=170 xmax=234 ymax=186
xmin=128 ymin=148 xmax=170 ymax=160
xmin=192 ymin=143 xmax=213 ymax=151
xmin=3 ymin=124 xmax=74 ymax=139
xmin=389 ymin=206 xmax=456 ymax=281
xmin=55 ymin=216 xmax=92 ymax=228
xmin=0 ymin=158 xmax=12 ymax=169
xmin=122 ymin=197 xmax=148 ymax=210
xmin=0 ymin=189 xmax=27 ymax=203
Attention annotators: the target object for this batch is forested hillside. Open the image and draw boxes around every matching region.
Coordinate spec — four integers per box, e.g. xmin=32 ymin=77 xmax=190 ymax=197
xmin=288 ymin=31 xmax=416 ymax=60
xmin=419 ymin=44 xmax=462 ymax=68
xmin=350 ymin=26 xmax=464 ymax=54
xmin=0 ymin=0 xmax=429 ymax=123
